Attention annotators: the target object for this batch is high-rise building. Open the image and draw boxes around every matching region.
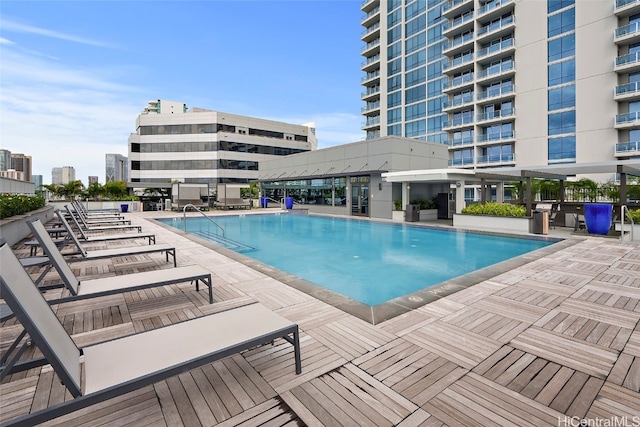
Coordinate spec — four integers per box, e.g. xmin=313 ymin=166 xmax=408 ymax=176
xmin=128 ymin=100 xmax=317 ymax=186
xmin=0 ymin=149 xmax=11 ymax=171
xmin=105 ymin=154 xmax=128 ymax=183
xmin=32 ymin=175 xmax=43 ymax=192
xmin=360 ymin=0 xmax=633 ymax=178
xmin=10 ymin=153 xmax=32 ymax=181
xmin=88 ymin=175 xmax=99 ymax=185
xmin=52 ymin=166 xmax=76 ymax=184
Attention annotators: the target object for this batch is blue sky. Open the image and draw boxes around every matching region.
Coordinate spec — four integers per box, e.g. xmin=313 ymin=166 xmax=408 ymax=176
xmin=0 ymin=0 xmax=365 ymax=184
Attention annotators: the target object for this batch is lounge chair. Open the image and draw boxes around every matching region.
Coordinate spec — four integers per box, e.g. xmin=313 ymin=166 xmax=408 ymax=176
xmin=19 ymin=221 xmax=213 ymax=304
xmin=0 ymin=240 xmax=301 ymax=427
xmin=61 ymin=208 xmax=157 ymax=244
xmin=66 ymin=206 xmax=131 ymax=225
xmin=65 ymin=205 xmax=142 ymax=233
xmin=71 ymin=200 xmax=121 ymax=215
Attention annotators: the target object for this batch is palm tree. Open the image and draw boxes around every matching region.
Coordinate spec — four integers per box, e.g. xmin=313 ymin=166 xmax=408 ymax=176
xmin=41 ymin=183 xmax=63 ymax=200
xmin=61 ymin=180 xmax=84 ymax=200
xmin=86 ymin=182 xmax=105 ymax=200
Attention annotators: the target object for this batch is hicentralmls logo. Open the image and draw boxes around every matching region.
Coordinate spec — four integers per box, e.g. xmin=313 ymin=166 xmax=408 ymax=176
xmin=558 ymin=416 xmax=640 ymax=427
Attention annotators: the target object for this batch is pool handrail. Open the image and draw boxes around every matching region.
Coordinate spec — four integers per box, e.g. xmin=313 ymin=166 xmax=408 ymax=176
xmin=621 ymin=204 xmax=634 ymax=242
xmin=182 ymin=204 xmax=224 ymax=237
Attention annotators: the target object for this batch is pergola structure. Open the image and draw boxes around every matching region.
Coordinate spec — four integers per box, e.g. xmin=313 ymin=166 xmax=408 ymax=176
xmin=383 ymin=159 xmax=640 ymax=216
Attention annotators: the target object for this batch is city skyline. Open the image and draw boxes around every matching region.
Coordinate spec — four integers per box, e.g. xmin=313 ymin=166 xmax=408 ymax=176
xmin=0 ymin=0 xmax=364 ymax=183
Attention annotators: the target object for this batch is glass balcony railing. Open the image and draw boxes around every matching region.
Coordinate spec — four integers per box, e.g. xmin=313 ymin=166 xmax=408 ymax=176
xmin=477 ymin=61 xmax=514 ymax=79
xmin=444 ymin=53 xmax=474 ymax=70
xmin=361 ymin=6 xmax=380 ymax=22
xmin=476 ymin=130 xmax=515 ymax=142
xmin=477 ymin=38 xmax=514 ymax=58
xmin=477 ymin=108 xmax=515 ymax=121
xmin=363 ymin=116 xmax=380 ymax=126
xmin=360 ymin=54 xmax=380 ymax=68
xmin=477 ymin=0 xmax=514 ymax=16
xmin=360 ymin=87 xmax=380 ymax=98
xmin=443 ymin=0 xmax=467 ymax=13
xmin=443 ymin=93 xmax=474 ymax=108
xmin=477 ymin=83 xmax=514 ymax=99
xmin=477 ymin=15 xmax=514 ymax=37
xmin=361 ymin=101 xmax=380 ymax=113
xmin=616 ymin=51 xmax=640 ymax=67
xmin=616 ymin=111 xmax=640 ymax=124
xmin=615 ymin=21 xmax=640 ymax=39
xmin=447 ymin=136 xmax=474 ymax=146
xmin=446 ymin=11 xmax=474 ymax=31
xmin=443 ymin=116 xmax=474 ymax=127
xmin=361 ymin=39 xmax=380 ymax=54
xmin=443 ymin=73 xmax=474 ymax=90
xmin=615 ymin=81 xmax=640 ymax=96
xmin=361 ymin=22 xmax=380 ymax=37
xmin=448 ymin=157 xmax=474 ymax=166
xmin=444 ymin=32 xmax=474 ymax=51
xmin=616 ymin=0 xmax=640 ymax=10
xmin=616 ymin=141 xmax=640 ymax=153
xmin=361 ymin=70 xmax=380 ymax=83
xmin=476 ymin=153 xmax=515 ymax=164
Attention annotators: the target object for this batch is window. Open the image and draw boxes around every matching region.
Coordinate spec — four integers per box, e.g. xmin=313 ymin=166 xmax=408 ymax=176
xmin=406 ymin=120 xmax=427 ymax=137
xmin=388 ymin=42 xmax=402 ymax=60
xmin=406 ymin=0 xmax=426 ymax=20
xmin=405 ymin=85 xmax=426 ymax=104
xmin=388 ymin=108 xmax=402 ymax=124
xmin=406 ymin=102 xmax=426 ymax=121
xmin=427 ymin=42 xmax=443 ymax=61
xmin=406 ymin=32 xmax=426 ymax=55
xmin=406 ymin=50 xmax=427 ymax=70
xmin=388 ymin=75 xmax=402 ymax=91
xmin=427 ymin=97 xmax=443 ymax=115
xmin=427 ymin=22 xmax=442 ymax=43
xmin=406 ymin=67 xmax=426 ymax=87
xmin=427 ymin=60 xmax=443 ymax=79
xmin=427 ymin=78 xmax=444 ymax=97
xmin=388 ymin=124 xmax=402 ymax=136
xmin=548 ymin=110 xmax=575 ymax=135
xmin=548 ymin=33 xmax=575 ymax=62
xmin=427 ymin=116 xmax=444 ymax=134
xmin=388 ymin=26 xmax=402 ymax=44
xmin=388 ymin=58 xmax=402 ymax=75
xmin=548 ymin=8 xmax=575 ymax=38
xmin=388 ymin=9 xmax=402 ymax=27
xmin=407 ymin=15 xmax=426 ymax=38
xmin=548 ymin=0 xmax=574 ymax=14
xmin=548 ymin=59 xmax=575 ymax=86
xmin=548 ymin=85 xmax=575 ymax=110
xmin=548 ymin=135 xmax=576 ymax=160
xmin=388 ymin=91 xmax=402 ymax=108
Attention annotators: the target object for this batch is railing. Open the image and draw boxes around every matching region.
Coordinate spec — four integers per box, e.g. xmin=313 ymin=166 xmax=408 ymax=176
xmin=443 ymin=72 xmax=474 ymax=89
xmin=477 ymin=83 xmax=514 ymax=100
xmin=621 ymin=204 xmax=635 ymax=241
xmin=616 ymin=111 xmax=640 ymax=124
xmin=616 ymin=0 xmax=640 ymax=10
xmin=444 ymin=53 xmax=474 ymax=70
xmin=616 ymin=51 xmax=640 ymax=67
xmin=477 ymin=15 xmax=514 ymax=37
xmin=615 ymin=81 xmax=640 ymax=96
xmin=477 ymin=0 xmax=513 ymax=16
xmin=477 ymin=38 xmax=514 ymax=58
xmin=477 ymin=61 xmax=514 ymax=79
xmin=182 ymin=204 xmax=224 ymax=237
xmin=615 ymin=140 xmax=640 ymax=154
xmin=477 ymin=108 xmax=515 ymax=121
xmin=615 ymin=21 xmax=640 ymax=39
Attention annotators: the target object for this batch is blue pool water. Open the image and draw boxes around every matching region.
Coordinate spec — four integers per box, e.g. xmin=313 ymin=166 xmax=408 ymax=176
xmin=159 ymin=214 xmax=554 ymax=306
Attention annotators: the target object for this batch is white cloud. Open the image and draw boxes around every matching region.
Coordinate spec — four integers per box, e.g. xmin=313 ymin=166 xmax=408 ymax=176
xmin=0 ymin=18 xmax=115 ymax=48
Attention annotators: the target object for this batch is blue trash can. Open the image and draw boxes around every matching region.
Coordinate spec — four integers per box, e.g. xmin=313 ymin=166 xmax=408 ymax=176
xmin=285 ymin=197 xmax=294 ymax=209
xmin=120 ymin=204 xmax=129 ymax=213
xmin=260 ymin=197 xmax=268 ymax=208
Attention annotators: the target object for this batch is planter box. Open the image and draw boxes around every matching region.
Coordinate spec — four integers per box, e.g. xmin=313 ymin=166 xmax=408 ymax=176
xmin=0 ymin=205 xmax=55 ymax=245
xmin=419 ymin=209 xmax=438 ymax=221
xmin=392 ymin=211 xmax=405 ymax=222
xmin=453 ymin=213 xmax=532 ymax=234
xmin=48 ymin=200 xmax=141 ymax=212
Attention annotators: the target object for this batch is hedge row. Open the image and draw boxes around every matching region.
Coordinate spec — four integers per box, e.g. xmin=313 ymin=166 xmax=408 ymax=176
xmin=0 ymin=194 xmax=46 ymax=219
xmin=461 ymin=202 xmax=527 ymax=217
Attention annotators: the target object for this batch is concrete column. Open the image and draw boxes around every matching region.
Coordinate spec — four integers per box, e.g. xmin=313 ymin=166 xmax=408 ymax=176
xmin=496 ymin=181 xmax=504 ymax=203
xmin=402 ymin=182 xmax=411 ymax=209
xmin=455 ymin=180 xmax=466 ymax=213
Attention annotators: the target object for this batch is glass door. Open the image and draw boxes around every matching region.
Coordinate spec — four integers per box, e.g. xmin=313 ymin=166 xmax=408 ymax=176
xmin=350 ymin=176 xmax=370 ymax=216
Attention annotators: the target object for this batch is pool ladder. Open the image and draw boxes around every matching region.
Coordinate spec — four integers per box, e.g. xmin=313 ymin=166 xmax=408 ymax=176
xmin=182 ymin=204 xmax=224 ymax=237
xmin=620 ymin=205 xmax=635 ymax=242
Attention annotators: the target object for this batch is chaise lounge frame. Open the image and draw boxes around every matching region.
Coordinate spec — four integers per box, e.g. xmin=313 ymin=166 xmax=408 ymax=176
xmin=0 ymin=240 xmax=301 ymax=427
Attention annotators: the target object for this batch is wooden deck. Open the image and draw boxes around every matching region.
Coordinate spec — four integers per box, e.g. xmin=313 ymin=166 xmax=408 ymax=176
xmin=1 ymin=211 xmax=639 ymax=426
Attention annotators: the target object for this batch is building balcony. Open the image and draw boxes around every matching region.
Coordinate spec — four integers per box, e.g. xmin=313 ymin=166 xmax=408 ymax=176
xmin=477 ymin=15 xmax=515 ymax=42
xmin=443 ymin=116 xmax=474 ymax=130
xmin=476 ymin=107 xmax=515 ymax=123
xmin=615 ymin=21 xmax=640 ymax=45
xmin=443 ymin=53 xmax=475 ymax=74
xmin=476 ymin=61 xmax=515 ymax=83
xmin=361 ymin=70 xmax=381 ymax=85
xmin=361 ymin=54 xmax=380 ymax=72
xmin=443 ymin=32 xmax=475 ymax=56
xmin=361 ymin=86 xmax=380 ymax=101
xmin=615 ymin=81 xmax=640 ymax=101
xmin=362 ymin=116 xmax=380 ymax=129
xmin=476 ymin=38 xmax=515 ymax=64
xmin=443 ymin=12 xmax=475 ymax=38
xmin=476 ymin=130 xmax=516 ymax=144
xmin=476 ymin=153 xmax=516 ymax=166
xmin=443 ymin=73 xmax=475 ymax=92
xmin=448 ymin=157 xmax=475 ymax=167
xmin=361 ymin=39 xmax=380 ymax=56
xmin=615 ymin=0 xmax=640 ymax=17
xmin=615 ymin=111 xmax=640 ymax=128
xmin=361 ymin=101 xmax=381 ymax=114
xmin=442 ymin=0 xmax=474 ymax=18
xmin=615 ymin=140 xmax=640 ymax=156
xmin=477 ymin=83 xmax=515 ymax=103
xmin=477 ymin=0 xmax=515 ymax=23
xmin=447 ymin=136 xmax=475 ymax=148
xmin=361 ymin=23 xmax=380 ymax=43
xmin=443 ymin=93 xmax=475 ymax=111
xmin=361 ymin=6 xmax=380 ymax=27
xmin=615 ymin=51 xmax=640 ymax=73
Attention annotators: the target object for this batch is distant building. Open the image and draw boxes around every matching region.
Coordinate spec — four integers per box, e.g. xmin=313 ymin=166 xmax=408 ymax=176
xmin=0 ymin=169 xmax=24 ymax=180
xmin=88 ymin=176 xmax=99 ymax=185
xmin=128 ymin=99 xmax=317 ymax=187
xmin=32 ymin=175 xmax=43 ymax=192
xmin=10 ymin=153 xmax=32 ymax=182
xmin=0 ymin=149 xmax=11 ymax=171
xmin=52 ymin=166 xmax=76 ymax=185
xmin=105 ymin=154 xmax=128 ymax=183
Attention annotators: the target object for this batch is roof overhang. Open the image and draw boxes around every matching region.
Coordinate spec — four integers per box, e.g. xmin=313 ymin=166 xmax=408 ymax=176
xmin=382 ymin=168 xmax=477 ymax=183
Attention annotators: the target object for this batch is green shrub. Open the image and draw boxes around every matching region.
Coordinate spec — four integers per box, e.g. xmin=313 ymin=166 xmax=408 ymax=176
xmin=0 ymin=194 xmax=46 ymax=219
xmin=461 ymin=202 xmax=526 ymax=217
xmin=627 ymin=208 xmax=640 ymax=223
xmin=394 ymin=199 xmax=403 ymax=211
xmin=410 ymin=197 xmax=438 ymax=210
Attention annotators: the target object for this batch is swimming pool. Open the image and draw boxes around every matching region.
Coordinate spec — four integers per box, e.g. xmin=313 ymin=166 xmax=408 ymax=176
xmin=159 ymin=213 xmax=557 ymax=306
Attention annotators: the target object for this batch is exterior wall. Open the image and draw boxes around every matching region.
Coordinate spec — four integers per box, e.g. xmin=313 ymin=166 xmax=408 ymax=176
xmin=0 ymin=176 xmax=35 ymax=194
xmin=105 ymin=153 xmax=128 ymax=183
